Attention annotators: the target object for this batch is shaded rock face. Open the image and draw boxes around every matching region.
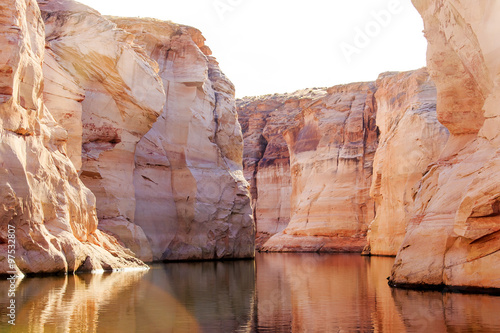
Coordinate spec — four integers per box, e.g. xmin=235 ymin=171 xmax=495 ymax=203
xmin=109 ymin=18 xmax=255 ymax=261
xmin=238 ymin=83 xmax=378 ymax=252
xmin=0 ymin=0 xmax=146 ymax=275
xmin=366 ymin=69 xmax=449 ymax=256
xmin=390 ymin=0 xmax=500 ymax=289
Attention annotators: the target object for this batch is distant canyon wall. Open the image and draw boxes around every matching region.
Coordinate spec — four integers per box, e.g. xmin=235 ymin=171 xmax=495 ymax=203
xmin=238 ymin=82 xmax=379 ymax=252
xmin=389 ymin=0 xmax=500 ymax=289
xmin=238 ymin=69 xmax=448 ymax=254
xmin=0 ymin=0 xmax=253 ymax=275
xmin=238 ymin=90 xmax=324 ymax=248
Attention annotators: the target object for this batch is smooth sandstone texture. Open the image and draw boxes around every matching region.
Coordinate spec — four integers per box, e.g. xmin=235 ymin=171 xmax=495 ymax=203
xmin=38 ymin=0 xmax=165 ymax=262
xmin=366 ymin=69 xmax=449 ymax=256
xmin=110 ymin=18 xmax=255 ymax=261
xmin=0 ymin=0 xmax=146 ymax=275
xmin=239 ymin=84 xmax=378 ymax=252
xmin=390 ymin=0 xmax=500 ymax=289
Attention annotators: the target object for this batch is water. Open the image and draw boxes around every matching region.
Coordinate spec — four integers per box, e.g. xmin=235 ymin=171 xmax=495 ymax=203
xmin=1 ymin=253 xmax=500 ymax=332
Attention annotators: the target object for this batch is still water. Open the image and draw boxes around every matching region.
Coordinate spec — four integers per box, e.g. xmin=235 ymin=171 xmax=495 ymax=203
xmin=1 ymin=253 xmax=500 ymax=332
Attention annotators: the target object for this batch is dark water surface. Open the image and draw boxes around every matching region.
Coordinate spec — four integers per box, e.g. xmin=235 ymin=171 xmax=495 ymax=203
xmin=1 ymin=253 xmax=500 ymax=332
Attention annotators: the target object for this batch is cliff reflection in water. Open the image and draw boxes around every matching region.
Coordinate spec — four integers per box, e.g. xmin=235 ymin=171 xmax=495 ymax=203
xmin=1 ymin=254 xmax=500 ymax=332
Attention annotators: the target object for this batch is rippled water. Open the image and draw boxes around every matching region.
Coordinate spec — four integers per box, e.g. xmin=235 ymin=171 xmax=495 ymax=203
xmin=1 ymin=253 xmax=500 ymax=332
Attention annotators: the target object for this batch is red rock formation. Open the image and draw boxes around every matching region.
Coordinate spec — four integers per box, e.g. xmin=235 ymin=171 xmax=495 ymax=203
xmin=0 ymin=0 xmax=146 ymax=275
xmin=237 ymin=89 xmax=327 ymax=248
xmin=239 ymin=83 xmax=378 ymax=252
xmin=366 ymin=69 xmax=449 ymax=256
xmin=390 ymin=0 xmax=500 ymax=289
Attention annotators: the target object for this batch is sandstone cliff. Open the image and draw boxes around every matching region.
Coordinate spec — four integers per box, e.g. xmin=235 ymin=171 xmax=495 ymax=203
xmin=39 ymin=0 xmax=166 ymax=262
xmin=237 ymin=90 xmax=324 ymax=247
xmin=0 ymin=0 xmax=146 ymax=275
xmin=1 ymin=0 xmax=254 ymax=274
xmin=390 ymin=0 xmax=500 ymax=289
xmin=366 ymin=69 xmax=449 ymax=256
xmin=238 ymin=83 xmax=378 ymax=252
xmin=109 ymin=18 xmax=255 ymax=261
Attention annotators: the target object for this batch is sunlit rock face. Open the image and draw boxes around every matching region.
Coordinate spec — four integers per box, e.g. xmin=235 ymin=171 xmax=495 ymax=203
xmin=38 ymin=0 xmax=165 ymax=262
xmin=0 ymin=0 xmax=146 ymax=275
xmin=390 ymin=0 xmax=500 ymax=289
xmin=109 ymin=18 xmax=255 ymax=261
xmin=239 ymin=83 xmax=378 ymax=252
xmin=366 ymin=69 xmax=449 ymax=256
xmin=237 ymin=91 xmax=323 ymax=248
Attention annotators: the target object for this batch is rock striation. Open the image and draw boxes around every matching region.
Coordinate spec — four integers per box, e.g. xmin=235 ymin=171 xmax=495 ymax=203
xmin=238 ymin=83 xmax=378 ymax=252
xmin=1 ymin=0 xmax=254 ymax=275
xmin=39 ymin=0 xmax=166 ymax=262
xmin=366 ymin=69 xmax=449 ymax=256
xmin=237 ymin=90 xmax=324 ymax=248
xmin=109 ymin=18 xmax=255 ymax=261
xmin=0 ymin=0 xmax=146 ymax=275
xmin=390 ymin=0 xmax=500 ymax=289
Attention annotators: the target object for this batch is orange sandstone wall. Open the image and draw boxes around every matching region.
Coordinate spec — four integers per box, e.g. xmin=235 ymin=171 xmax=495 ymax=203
xmin=389 ymin=0 xmax=500 ymax=289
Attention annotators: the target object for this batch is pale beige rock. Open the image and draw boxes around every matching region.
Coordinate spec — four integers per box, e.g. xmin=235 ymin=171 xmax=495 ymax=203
xmin=110 ymin=18 xmax=255 ymax=260
xmin=0 ymin=0 xmax=146 ymax=275
xmin=390 ymin=0 xmax=500 ymax=289
xmin=38 ymin=0 xmax=166 ymax=262
xmin=366 ymin=69 xmax=449 ymax=256
xmin=42 ymin=49 xmax=84 ymax=171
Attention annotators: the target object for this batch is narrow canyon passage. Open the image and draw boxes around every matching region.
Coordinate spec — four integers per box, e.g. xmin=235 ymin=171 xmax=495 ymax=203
xmin=1 ymin=1 xmax=500 ymax=332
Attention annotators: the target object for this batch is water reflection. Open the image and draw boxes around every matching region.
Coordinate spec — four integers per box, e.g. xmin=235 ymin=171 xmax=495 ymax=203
xmin=255 ymin=253 xmax=406 ymax=332
xmin=1 ymin=254 xmax=500 ymax=332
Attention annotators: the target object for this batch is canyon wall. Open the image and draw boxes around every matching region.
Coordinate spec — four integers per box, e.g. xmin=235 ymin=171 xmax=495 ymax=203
xmin=109 ymin=18 xmax=254 ymax=261
xmin=0 ymin=0 xmax=254 ymax=275
xmin=366 ymin=69 xmax=449 ymax=256
xmin=239 ymin=83 xmax=378 ymax=252
xmin=39 ymin=0 xmax=166 ymax=262
xmin=39 ymin=1 xmax=254 ymax=262
xmin=237 ymin=90 xmax=324 ymax=247
xmin=240 ymin=70 xmax=451 ymax=254
xmin=0 ymin=0 xmax=146 ymax=275
xmin=265 ymin=82 xmax=378 ymax=252
xmin=390 ymin=0 xmax=500 ymax=289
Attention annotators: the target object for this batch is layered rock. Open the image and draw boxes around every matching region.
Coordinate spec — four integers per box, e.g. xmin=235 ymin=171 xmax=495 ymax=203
xmin=109 ymin=18 xmax=255 ymax=261
xmin=39 ymin=0 xmax=166 ymax=262
xmin=366 ymin=69 xmax=449 ymax=256
xmin=237 ymin=90 xmax=324 ymax=247
xmin=0 ymin=0 xmax=146 ymax=275
xmin=390 ymin=0 xmax=500 ymax=289
xmin=239 ymin=83 xmax=378 ymax=252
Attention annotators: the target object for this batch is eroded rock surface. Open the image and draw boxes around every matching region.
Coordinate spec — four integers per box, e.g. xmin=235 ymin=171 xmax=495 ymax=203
xmin=237 ymin=90 xmax=323 ymax=248
xmin=0 ymin=0 xmax=146 ymax=275
xmin=239 ymin=83 xmax=378 ymax=252
xmin=366 ymin=69 xmax=449 ymax=256
xmin=110 ymin=18 xmax=255 ymax=261
xmin=39 ymin=0 xmax=166 ymax=262
xmin=390 ymin=0 xmax=500 ymax=289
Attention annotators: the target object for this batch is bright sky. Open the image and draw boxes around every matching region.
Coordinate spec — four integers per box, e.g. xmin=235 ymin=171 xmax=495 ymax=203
xmin=76 ymin=0 xmax=427 ymax=98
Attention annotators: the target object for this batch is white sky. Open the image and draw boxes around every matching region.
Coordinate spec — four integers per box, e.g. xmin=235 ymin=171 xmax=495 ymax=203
xmin=76 ymin=0 xmax=427 ymax=98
